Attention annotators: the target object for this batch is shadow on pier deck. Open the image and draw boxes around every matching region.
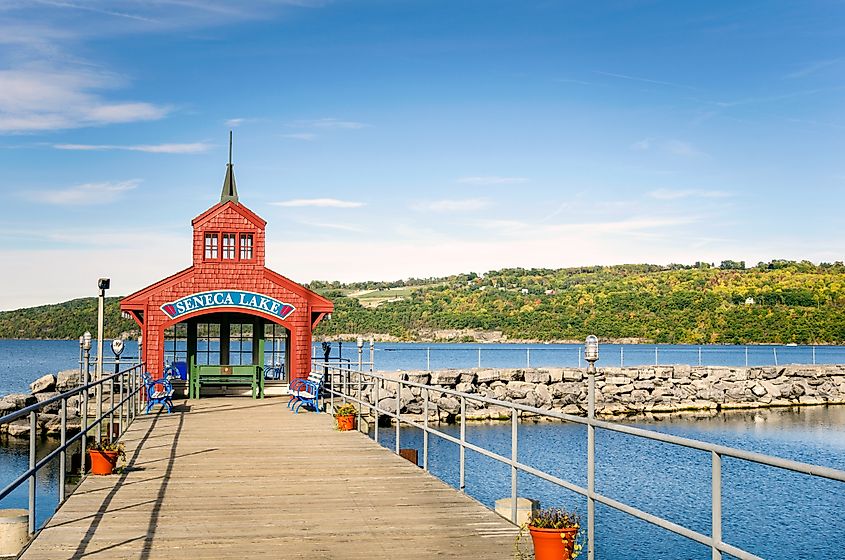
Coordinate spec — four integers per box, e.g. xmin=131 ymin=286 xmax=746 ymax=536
xmin=20 ymin=398 xmax=519 ymax=559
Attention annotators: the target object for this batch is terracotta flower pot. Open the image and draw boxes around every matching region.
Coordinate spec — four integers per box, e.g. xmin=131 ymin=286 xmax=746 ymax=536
xmin=528 ymin=526 xmax=578 ymax=560
xmin=88 ymin=450 xmax=119 ymax=475
xmin=336 ymin=414 xmax=356 ymax=431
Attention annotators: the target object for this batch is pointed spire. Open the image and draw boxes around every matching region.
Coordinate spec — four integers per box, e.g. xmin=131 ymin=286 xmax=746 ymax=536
xmin=220 ymin=130 xmax=239 ymax=204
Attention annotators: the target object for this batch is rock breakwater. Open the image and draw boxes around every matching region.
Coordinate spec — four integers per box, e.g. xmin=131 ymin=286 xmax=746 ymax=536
xmin=0 ymin=370 xmax=82 ymax=438
xmin=359 ymin=365 xmax=845 ymax=421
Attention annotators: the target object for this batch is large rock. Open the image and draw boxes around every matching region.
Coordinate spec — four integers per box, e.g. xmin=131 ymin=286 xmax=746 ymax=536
xmin=430 ymin=370 xmax=461 ymax=386
xmin=1 ymin=393 xmax=36 ymax=411
xmin=34 ymin=391 xmax=61 ymax=414
xmin=476 ymin=369 xmax=500 ymax=384
xmin=534 ymin=384 xmax=553 ymax=408
xmin=437 ymin=396 xmax=461 ymax=415
xmin=505 ymin=381 xmax=535 ymax=399
xmin=56 ymin=369 xmax=80 ymax=391
xmin=6 ymin=419 xmax=30 ymax=438
xmin=562 ymin=369 xmax=583 ymax=382
xmin=522 ymin=369 xmax=550 ymax=384
xmin=405 ymin=372 xmax=430 ymax=385
xmin=30 ymin=373 xmax=57 ymax=394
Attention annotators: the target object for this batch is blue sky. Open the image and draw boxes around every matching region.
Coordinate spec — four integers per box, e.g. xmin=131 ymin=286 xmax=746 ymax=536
xmin=1 ymin=0 xmax=844 ymax=310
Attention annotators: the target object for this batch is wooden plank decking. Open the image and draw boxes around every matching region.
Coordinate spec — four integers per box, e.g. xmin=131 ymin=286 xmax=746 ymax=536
xmin=20 ymin=398 xmax=520 ymax=559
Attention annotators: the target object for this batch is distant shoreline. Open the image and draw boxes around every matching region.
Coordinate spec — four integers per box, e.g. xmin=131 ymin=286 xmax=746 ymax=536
xmin=3 ymin=336 xmax=837 ymax=346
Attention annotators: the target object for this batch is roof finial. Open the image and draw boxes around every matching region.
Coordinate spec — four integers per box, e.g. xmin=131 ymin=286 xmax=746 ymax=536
xmin=220 ymin=130 xmax=239 ymax=204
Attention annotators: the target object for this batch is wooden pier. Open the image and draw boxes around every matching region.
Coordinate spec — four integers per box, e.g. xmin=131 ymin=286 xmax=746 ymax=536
xmin=20 ymin=398 xmax=519 ymax=559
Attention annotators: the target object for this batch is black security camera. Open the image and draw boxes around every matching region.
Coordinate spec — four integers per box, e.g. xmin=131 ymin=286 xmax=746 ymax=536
xmin=98 ymin=278 xmax=111 ymax=290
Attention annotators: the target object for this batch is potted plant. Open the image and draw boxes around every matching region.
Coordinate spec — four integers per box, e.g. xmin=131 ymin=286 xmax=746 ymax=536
xmin=515 ymin=506 xmax=581 ymax=560
xmin=87 ymin=440 xmax=126 ymax=475
xmin=334 ymin=403 xmax=357 ymax=431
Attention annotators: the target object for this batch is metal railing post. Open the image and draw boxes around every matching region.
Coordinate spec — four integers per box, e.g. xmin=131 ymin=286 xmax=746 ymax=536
xmin=712 ymin=451 xmax=722 ymax=560
xmin=374 ymin=379 xmax=379 ymax=444
xmin=109 ymin=376 xmax=115 ymax=440
xmin=477 ymin=347 xmax=481 ymax=368
xmin=59 ymin=398 xmax=67 ymax=504
xmin=426 ymin=347 xmax=431 ymax=371
xmin=526 ymin=347 xmax=530 ymax=368
xmin=395 ymin=381 xmax=401 ymax=454
xmin=81 ymin=358 xmax=89 ymax=475
xmin=587 ymin=361 xmax=596 ymax=560
xmin=423 ymin=389 xmax=429 ymax=472
xmin=28 ymin=410 xmax=36 ymax=534
xmin=459 ymin=395 xmax=466 ymax=492
xmin=511 ymin=406 xmax=518 ymax=524
xmin=357 ymin=370 xmax=363 ymax=432
xmin=330 ymin=369 xmax=335 ymax=411
xmin=118 ymin=371 xmax=124 ymax=438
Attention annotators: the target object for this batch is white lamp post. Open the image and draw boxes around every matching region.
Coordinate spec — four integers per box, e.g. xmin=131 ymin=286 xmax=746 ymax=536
xmin=584 ymin=334 xmax=599 ymax=560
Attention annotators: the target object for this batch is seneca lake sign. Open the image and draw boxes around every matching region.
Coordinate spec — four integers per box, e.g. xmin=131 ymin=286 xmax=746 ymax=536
xmin=160 ymin=290 xmax=296 ymax=321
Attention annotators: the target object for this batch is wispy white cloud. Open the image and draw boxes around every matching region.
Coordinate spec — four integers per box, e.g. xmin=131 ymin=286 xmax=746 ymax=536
xmin=594 ymin=70 xmax=697 ymax=91
xmin=415 ymin=198 xmax=491 ymax=212
xmin=630 ymin=138 xmax=707 ymax=158
xmin=271 ymin=198 xmax=365 ymax=208
xmin=0 ymin=68 xmax=170 ymax=133
xmin=648 ymin=189 xmax=732 ymax=200
xmin=309 ymin=118 xmax=369 ymax=129
xmin=53 ymin=142 xmax=212 ymax=154
xmin=225 ymin=118 xmax=245 ymax=127
xmin=663 ymin=139 xmax=706 ymax=157
xmin=784 ymin=59 xmax=840 ymax=79
xmin=630 ymin=138 xmax=651 ymax=151
xmin=457 ymin=176 xmax=528 ymax=186
xmin=22 ymin=179 xmax=140 ymax=205
xmin=292 ymin=118 xmax=369 ymax=130
xmin=281 ymin=133 xmax=317 ymax=141
xmin=297 ymin=221 xmax=365 ymax=232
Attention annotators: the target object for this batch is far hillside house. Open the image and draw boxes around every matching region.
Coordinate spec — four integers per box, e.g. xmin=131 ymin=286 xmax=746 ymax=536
xmin=120 ymin=153 xmax=333 ymax=393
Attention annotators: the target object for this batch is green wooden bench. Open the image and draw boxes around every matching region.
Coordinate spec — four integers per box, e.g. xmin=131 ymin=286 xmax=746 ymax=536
xmin=190 ymin=365 xmax=264 ymax=399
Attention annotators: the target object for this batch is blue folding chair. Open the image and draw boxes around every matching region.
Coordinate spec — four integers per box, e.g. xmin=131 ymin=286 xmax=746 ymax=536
xmin=287 ymin=372 xmax=325 ymax=413
xmin=145 ymin=376 xmax=174 ymax=414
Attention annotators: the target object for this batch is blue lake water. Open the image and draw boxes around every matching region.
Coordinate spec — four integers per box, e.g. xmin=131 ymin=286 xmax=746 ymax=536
xmin=1 ymin=339 xmax=844 ymax=557
xmin=373 ymin=406 xmax=845 ymax=560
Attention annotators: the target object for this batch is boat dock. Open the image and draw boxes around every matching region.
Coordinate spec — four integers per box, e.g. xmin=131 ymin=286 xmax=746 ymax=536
xmin=19 ymin=397 xmax=519 ymax=559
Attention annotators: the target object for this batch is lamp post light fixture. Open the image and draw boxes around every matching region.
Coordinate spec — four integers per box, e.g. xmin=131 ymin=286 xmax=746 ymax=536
xmin=584 ymin=335 xmax=600 ymax=560
xmin=95 ymin=279 xmax=109 ymax=444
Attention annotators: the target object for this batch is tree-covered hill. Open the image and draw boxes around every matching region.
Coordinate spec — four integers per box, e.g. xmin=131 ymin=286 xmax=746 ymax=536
xmin=2 ymin=260 xmax=845 ymax=343
xmin=0 ymin=297 xmax=136 ymax=340
xmin=310 ymin=260 xmax=845 ymax=344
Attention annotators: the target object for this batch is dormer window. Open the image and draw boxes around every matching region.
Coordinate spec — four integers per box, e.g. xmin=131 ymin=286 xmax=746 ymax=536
xmin=204 ymin=233 xmax=218 ymax=259
xmin=202 ymin=231 xmax=255 ymax=262
xmin=240 ymin=234 xmax=253 ymax=260
xmin=222 ymin=233 xmax=237 ymax=260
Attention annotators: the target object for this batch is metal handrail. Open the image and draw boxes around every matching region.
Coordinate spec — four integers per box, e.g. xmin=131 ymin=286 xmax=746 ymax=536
xmin=320 ymin=363 xmax=845 ymax=560
xmin=0 ymin=362 xmax=146 ymax=534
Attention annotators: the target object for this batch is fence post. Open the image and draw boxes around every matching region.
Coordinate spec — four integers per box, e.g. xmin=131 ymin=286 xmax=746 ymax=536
xmin=423 ymin=389 xmax=429 ymax=472
xmin=28 ymin=410 xmax=36 ymax=534
xmin=477 ymin=347 xmax=481 ymax=368
xmin=526 ymin=347 xmax=530 ymax=368
xmin=395 ymin=381 xmax=401 ymax=455
xmin=511 ymin=406 xmax=518 ymax=524
xmin=59 ymin=398 xmax=67 ymax=504
xmin=374 ymin=379 xmax=379 ymax=444
xmin=459 ymin=395 xmax=466 ymax=492
xmin=427 ymin=347 xmax=431 ymax=371
xmin=712 ymin=451 xmax=722 ymax=560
